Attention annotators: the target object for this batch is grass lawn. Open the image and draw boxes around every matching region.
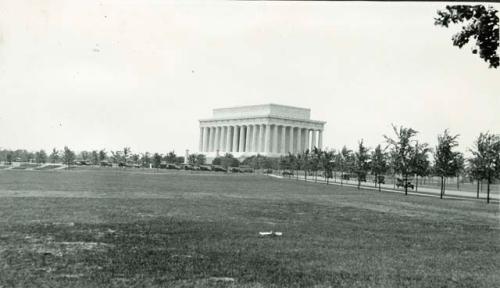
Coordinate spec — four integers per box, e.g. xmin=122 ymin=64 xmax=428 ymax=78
xmin=0 ymin=169 xmax=498 ymax=287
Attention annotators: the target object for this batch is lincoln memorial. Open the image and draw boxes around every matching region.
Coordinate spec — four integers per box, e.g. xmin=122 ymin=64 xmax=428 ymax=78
xmin=198 ymin=104 xmax=326 ymax=158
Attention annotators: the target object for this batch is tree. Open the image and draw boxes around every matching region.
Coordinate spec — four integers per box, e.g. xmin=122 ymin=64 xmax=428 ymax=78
xmin=300 ymin=149 xmax=311 ymax=181
xmin=371 ymin=144 xmax=388 ymax=192
xmin=354 ymin=140 xmax=371 ymax=190
xmin=24 ymin=151 xmax=34 ymax=163
xmin=384 ymin=124 xmax=418 ymax=195
xmin=123 ymin=147 xmax=131 ymax=163
xmin=35 ymin=150 xmax=48 ymax=164
xmin=435 ymin=5 xmax=499 ymax=68
xmin=338 ymin=146 xmax=353 ymax=186
xmin=111 ymin=151 xmax=123 ymax=164
xmin=131 ymin=154 xmax=140 ymax=165
xmin=152 ymin=153 xmax=162 ymax=169
xmin=196 ymin=154 xmax=206 ymax=166
xmin=91 ymin=150 xmax=99 ymax=165
xmin=467 ymin=153 xmax=483 ymax=198
xmin=5 ymin=151 xmax=13 ymax=164
xmin=80 ymin=151 xmax=90 ymax=161
xmin=98 ymin=150 xmax=107 ymax=162
xmin=433 ymin=130 xmax=462 ymax=199
xmin=187 ymin=153 xmax=206 ymax=166
xmin=453 ymin=153 xmax=465 ymax=190
xmin=468 ymin=132 xmax=500 ymax=203
xmin=165 ymin=151 xmax=177 ymax=163
xmin=62 ymin=146 xmax=75 ymax=168
xmin=188 ymin=154 xmax=197 ymax=165
xmin=321 ymin=149 xmax=335 ymax=184
xmin=140 ymin=152 xmax=151 ymax=168
xmin=263 ymin=157 xmax=277 ymax=172
xmin=219 ymin=153 xmax=239 ymax=170
xmin=49 ymin=148 xmax=60 ymax=163
xmin=311 ymin=147 xmax=322 ymax=182
xmin=410 ymin=142 xmax=431 ymax=191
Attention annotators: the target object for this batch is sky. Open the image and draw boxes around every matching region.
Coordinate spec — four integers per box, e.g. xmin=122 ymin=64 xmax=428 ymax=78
xmin=0 ymin=0 xmax=499 ymax=156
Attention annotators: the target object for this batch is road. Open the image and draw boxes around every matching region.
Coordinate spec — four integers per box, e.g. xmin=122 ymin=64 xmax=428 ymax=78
xmin=270 ymin=173 xmax=500 ymax=202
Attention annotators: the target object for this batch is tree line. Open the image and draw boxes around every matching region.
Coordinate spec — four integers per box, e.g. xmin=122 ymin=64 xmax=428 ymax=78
xmin=1 ymin=125 xmax=498 ymax=202
xmin=0 ymin=147 xmax=201 ymax=169
xmin=277 ymin=126 xmax=499 ymax=204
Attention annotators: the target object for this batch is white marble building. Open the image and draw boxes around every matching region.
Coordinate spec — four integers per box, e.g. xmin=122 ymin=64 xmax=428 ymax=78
xmin=199 ymin=104 xmax=326 ymax=157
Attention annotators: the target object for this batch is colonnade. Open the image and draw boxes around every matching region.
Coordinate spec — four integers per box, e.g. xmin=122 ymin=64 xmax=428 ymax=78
xmin=199 ymin=124 xmax=323 ymax=154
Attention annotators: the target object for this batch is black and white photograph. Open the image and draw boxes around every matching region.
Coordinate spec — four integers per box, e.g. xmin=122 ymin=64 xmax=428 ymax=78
xmin=0 ymin=0 xmax=499 ymax=287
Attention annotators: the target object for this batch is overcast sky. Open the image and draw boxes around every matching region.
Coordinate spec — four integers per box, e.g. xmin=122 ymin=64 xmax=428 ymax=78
xmin=1 ymin=1 xmax=499 ymax=156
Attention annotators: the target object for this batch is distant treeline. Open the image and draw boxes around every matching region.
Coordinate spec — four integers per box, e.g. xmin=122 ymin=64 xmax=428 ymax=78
xmin=1 ymin=126 xmax=498 ymax=202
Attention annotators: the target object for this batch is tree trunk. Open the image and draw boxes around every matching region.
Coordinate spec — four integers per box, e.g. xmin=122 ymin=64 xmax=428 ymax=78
xmin=357 ymin=176 xmax=360 ymax=190
xmin=341 ymin=171 xmax=343 ymax=186
xmin=457 ymin=175 xmax=459 ymax=190
xmin=487 ymin=177 xmax=491 ymax=204
xmin=477 ymin=180 xmax=480 ymax=199
xmin=416 ymin=175 xmax=418 ymax=192
xmin=404 ymin=174 xmax=408 ymax=195
xmin=304 ymin=170 xmax=307 ymax=182
xmin=326 ymin=172 xmax=329 ymax=185
xmin=439 ymin=177 xmax=442 ymax=199
xmin=374 ymin=174 xmax=377 ymax=187
xmin=315 ymin=170 xmax=317 ymax=183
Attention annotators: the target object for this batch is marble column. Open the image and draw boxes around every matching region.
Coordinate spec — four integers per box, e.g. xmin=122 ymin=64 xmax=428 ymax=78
xmin=318 ymin=130 xmax=323 ymax=149
xmin=264 ymin=124 xmax=271 ymax=153
xmin=199 ymin=127 xmax=203 ymax=152
xmin=311 ymin=130 xmax=316 ymax=149
xmin=272 ymin=124 xmax=279 ymax=153
xmin=280 ymin=126 xmax=286 ymax=154
xmin=202 ymin=127 xmax=209 ymax=152
xmin=215 ymin=126 xmax=221 ymax=152
xmin=239 ymin=125 xmax=246 ymax=152
xmin=245 ymin=125 xmax=252 ymax=152
xmin=288 ymin=126 xmax=294 ymax=153
xmin=232 ymin=126 xmax=239 ymax=152
xmin=208 ymin=127 xmax=215 ymax=152
xmin=221 ymin=127 xmax=226 ymax=151
xmin=258 ymin=124 xmax=265 ymax=152
xmin=305 ymin=129 xmax=310 ymax=151
xmin=296 ymin=127 xmax=302 ymax=153
xmin=252 ymin=124 xmax=258 ymax=152
xmin=226 ymin=126 xmax=232 ymax=152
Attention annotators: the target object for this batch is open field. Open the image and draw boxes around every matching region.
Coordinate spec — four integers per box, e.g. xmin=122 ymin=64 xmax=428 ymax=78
xmin=0 ymin=169 xmax=498 ymax=287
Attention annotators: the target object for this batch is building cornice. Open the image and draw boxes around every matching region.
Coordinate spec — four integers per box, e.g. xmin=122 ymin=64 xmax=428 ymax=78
xmin=199 ymin=116 xmax=325 ymax=130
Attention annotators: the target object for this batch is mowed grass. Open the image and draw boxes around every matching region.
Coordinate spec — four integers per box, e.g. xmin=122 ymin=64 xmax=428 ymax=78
xmin=0 ymin=169 xmax=498 ymax=288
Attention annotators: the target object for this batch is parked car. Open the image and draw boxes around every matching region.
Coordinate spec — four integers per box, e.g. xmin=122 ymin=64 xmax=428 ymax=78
xmin=212 ymin=165 xmax=227 ymax=172
xmin=239 ymin=166 xmax=254 ymax=173
xmin=166 ymin=164 xmax=181 ymax=170
xmin=199 ymin=165 xmax=211 ymax=171
xmin=374 ymin=175 xmax=385 ymax=184
xmin=100 ymin=161 xmax=113 ymax=167
xmin=181 ymin=164 xmax=194 ymax=170
xmin=230 ymin=167 xmax=242 ymax=173
xmin=282 ymin=171 xmax=294 ymax=176
xmin=396 ymin=178 xmax=414 ymax=189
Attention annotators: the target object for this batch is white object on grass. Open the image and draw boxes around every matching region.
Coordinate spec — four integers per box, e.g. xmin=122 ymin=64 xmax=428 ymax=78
xmin=259 ymin=231 xmax=282 ymax=236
